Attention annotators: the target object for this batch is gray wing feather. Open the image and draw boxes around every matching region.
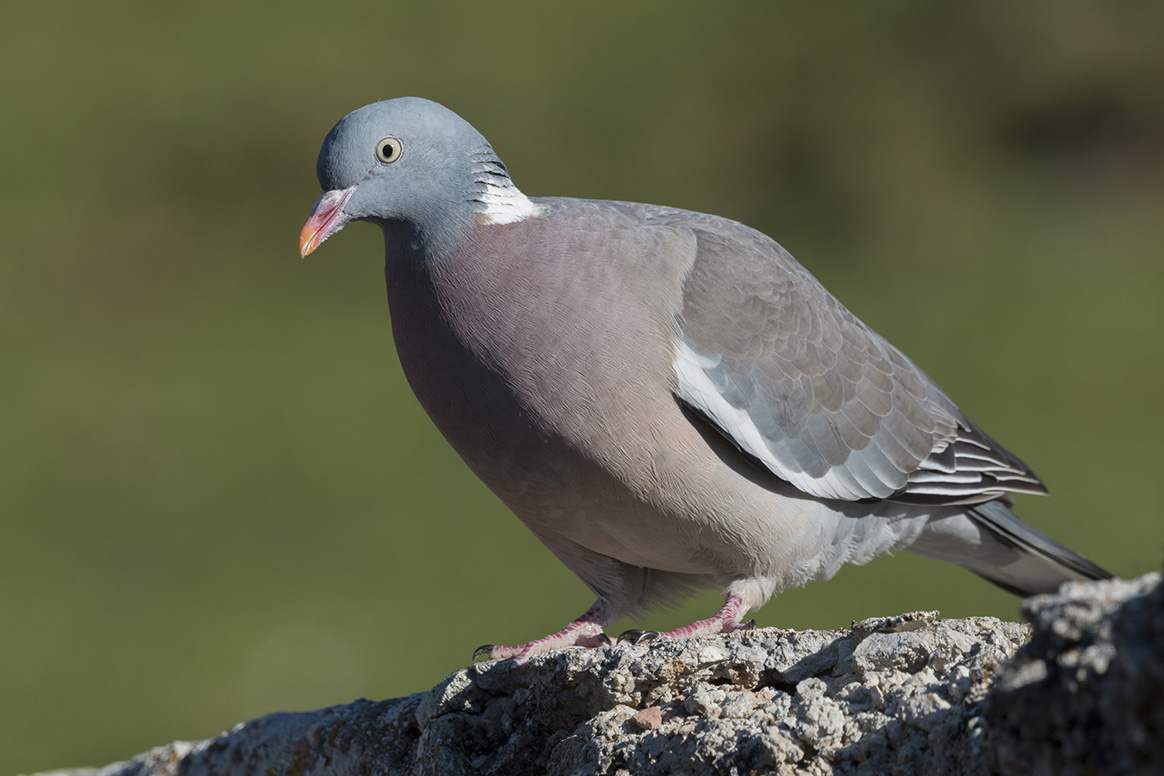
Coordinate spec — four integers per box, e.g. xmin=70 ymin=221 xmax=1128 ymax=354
xmin=649 ymin=207 xmax=1046 ymax=505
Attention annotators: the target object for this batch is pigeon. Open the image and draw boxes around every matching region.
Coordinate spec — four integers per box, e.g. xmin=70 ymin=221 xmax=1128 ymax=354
xmin=299 ymin=97 xmax=1111 ymax=662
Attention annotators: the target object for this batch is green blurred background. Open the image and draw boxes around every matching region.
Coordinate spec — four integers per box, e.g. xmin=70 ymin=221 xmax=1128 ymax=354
xmin=2 ymin=2 xmax=1162 ymax=772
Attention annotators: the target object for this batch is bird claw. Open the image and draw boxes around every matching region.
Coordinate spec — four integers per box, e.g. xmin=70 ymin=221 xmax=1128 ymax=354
xmin=468 ymin=601 xmax=749 ymax=663
xmin=617 ymin=629 xmax=660 ymax=646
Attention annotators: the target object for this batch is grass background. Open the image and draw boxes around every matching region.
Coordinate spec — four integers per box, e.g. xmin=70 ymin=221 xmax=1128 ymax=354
xmin=2 ymin=2 xmax=1162 ymax=772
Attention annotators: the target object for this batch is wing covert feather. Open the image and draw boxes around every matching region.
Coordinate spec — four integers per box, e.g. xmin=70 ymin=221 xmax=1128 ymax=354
xmin=651 ymin=209 xmax=1045 ymax=504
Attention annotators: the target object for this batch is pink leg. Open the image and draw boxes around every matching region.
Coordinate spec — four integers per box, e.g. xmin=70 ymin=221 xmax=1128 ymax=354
xmin=653 ymin=593 xmax=754 ymax=640
xmin=474 ymin=600 xmax=613 ymax=663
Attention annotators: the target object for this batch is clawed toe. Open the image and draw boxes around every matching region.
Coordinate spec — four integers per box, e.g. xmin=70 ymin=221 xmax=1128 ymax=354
xmin=470 ymin=597 xmax=758 ymax=664
xmin=470 ymin=601 xmax=614 ymax=663
xmin=617 ymin=629 xmax=660 ymax=646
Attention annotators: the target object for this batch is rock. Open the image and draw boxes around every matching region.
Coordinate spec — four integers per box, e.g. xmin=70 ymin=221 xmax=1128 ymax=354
xmin=36 ymin=573 xmax=1162 ymax=776
xmin=985 ymin=572 xmax=1164 ymax=776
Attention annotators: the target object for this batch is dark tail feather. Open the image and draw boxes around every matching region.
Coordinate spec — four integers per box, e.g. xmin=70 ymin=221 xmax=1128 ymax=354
xmin=964 ymin=499 xmax=1112 ymax=596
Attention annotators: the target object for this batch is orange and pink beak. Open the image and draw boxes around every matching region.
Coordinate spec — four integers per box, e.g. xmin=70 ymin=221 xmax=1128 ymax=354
xmin=298 ymin=187 xmax=356 ymax=257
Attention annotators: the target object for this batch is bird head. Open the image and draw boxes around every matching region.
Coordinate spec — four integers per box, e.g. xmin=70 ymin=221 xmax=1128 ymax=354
xmin=299 ymin=97 xmax=526 ymax=260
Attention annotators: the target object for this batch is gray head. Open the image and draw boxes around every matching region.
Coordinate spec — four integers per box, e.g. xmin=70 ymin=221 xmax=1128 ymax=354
xmin=299 ymin=97 xmax=533 ymax=259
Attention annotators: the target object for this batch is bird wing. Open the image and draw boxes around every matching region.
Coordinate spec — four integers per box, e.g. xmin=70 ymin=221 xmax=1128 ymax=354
xmin=647 ymin=208 xmax=1046 ymax=504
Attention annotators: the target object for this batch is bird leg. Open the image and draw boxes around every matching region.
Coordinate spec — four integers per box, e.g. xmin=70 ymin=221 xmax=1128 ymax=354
xmin=642 ymin=593 xmax=755 ymax=641
xmin=474 ymin=600 xmax=612 ymax=663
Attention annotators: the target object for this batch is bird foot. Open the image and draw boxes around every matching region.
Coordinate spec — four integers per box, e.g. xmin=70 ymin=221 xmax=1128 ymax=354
xmin=474 ymin=602 xmax=611 ymax=664
xmin=473 ymin=596 xmax=756 ymax=665
xmin=654 ymin=594 xmax=755 ymax=640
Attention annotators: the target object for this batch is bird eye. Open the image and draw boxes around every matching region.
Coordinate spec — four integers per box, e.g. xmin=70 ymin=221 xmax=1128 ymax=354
xmin=375 ymin=137 xmax=403 ymax=164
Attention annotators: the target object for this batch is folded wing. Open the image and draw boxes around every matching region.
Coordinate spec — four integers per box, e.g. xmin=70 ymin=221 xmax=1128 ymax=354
xmin=661 ymin=210 xmax=1045 ymax=505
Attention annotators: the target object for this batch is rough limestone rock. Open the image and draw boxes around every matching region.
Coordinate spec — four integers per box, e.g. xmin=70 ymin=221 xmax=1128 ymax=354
xmin=39 ymin=573 xmax=1162 ymax=776
xmin=985 ymin=572 xmax=1164 ymax=775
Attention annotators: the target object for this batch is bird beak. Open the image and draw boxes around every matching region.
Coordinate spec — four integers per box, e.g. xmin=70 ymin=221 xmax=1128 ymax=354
xmin=299 ymin=186 xmax=356 ymax=257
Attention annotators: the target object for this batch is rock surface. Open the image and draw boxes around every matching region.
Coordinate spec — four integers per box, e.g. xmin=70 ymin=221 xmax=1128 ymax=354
xmin=38 ymin=573 xmax=1161 ymax=776
xmin=985 ymin=572 xmax=1164 ymax=775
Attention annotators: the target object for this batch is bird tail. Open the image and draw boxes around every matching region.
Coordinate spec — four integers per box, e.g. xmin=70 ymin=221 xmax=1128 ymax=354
xmin=908 ymin=499 xmax=1112 ymax=597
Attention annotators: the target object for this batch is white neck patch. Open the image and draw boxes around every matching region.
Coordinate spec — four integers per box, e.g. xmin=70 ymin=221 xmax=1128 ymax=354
xmin=478 ymin=179 xmax=537 ymax=225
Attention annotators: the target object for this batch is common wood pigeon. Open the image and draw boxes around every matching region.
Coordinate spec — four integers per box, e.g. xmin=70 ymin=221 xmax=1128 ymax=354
xmin=299 ymin=97 xmax=1111 ymax=662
